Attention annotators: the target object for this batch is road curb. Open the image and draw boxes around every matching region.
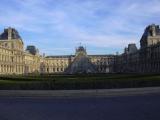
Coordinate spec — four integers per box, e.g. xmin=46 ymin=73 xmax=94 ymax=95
xmin=0 ymin=87 xmax=160 ymax=98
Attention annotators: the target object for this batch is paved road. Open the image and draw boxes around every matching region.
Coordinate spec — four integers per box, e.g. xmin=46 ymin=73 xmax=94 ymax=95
xmin=0 ymin=94 xmax=160 ymax=120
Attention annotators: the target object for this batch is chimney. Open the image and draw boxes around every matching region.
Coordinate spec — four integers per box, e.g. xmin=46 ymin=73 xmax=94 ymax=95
xmin=8 ymin=27 xmax=12 ymax=40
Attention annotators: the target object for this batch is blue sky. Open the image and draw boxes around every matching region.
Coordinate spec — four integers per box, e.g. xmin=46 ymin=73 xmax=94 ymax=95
xmin=0 ymin=0 xmax=160 ymax=55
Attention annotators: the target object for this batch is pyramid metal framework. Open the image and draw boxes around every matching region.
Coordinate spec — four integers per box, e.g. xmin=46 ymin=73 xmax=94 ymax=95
xmin=65 ymin=47 xmax=97 ymax=74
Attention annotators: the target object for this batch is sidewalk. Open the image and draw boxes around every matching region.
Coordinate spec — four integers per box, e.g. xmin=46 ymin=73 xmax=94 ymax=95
xmin=0 ymin=87 xmax=160 ymax=98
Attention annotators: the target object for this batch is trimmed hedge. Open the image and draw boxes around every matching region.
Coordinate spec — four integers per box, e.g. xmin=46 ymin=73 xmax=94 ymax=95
xmin=0 ymin=74 xmax=160 ymax=90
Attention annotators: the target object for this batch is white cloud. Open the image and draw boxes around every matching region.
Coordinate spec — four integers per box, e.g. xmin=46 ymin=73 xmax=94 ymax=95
xmin=0 ymin=0 xmax=159 ymax=54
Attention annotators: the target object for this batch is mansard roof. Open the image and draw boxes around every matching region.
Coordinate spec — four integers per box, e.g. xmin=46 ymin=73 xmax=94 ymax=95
xmin=0 ymin=27 xmax=22 ymax=40
xmin=45 ymin=55 xmax=75 ymax=58
xmin=88 ymin=55 xmax=115 ymax=57
xmin=26 ymin=45 xmax=39 ymax=55
xmin=77 ymin=46 xmax=85 ymax=51
xmin=140 ymin=24 xmax=160 ymax=41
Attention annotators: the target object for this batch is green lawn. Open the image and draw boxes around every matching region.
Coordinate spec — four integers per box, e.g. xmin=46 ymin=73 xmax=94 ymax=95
xmin=0 ymin=74 xmax=160 ymax=90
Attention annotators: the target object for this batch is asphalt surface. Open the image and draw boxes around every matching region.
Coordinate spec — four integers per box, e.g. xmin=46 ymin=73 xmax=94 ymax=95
xmin=0 ymin=93 xmax=160 ymax=120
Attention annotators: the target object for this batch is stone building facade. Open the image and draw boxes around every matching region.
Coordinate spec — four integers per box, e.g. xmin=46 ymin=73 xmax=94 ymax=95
xmin=42 ymin=47 xmax=114 ymax=74
xmin=114 ymin=24 xmax=160 ymax=73
xmin=1 ymin=24 xmax=160 ymax=75
xmin=0 ymin=28 xmax=41 ymax=74
xmin=0 ymin=27 xmax=114 ymax=74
